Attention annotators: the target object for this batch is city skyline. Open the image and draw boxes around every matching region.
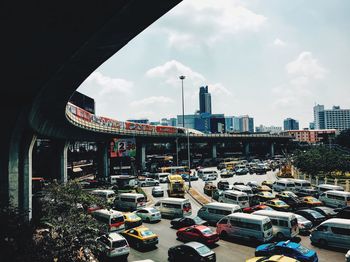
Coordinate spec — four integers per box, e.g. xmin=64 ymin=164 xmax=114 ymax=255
xmin=77 ymin=0 xmax=350 ymax=129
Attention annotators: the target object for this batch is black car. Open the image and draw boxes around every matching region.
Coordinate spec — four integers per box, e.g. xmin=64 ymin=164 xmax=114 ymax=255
xmin=297 ymin=188 xmax=319 ymax=198
xmin=336 ymin=206 xmax=350 ymax=219
xmin=217 ymin=180 xmax=229 ymax=190
xmin=311 ymin=206 xmax=337 ymax=219
xmin=171 ymin=216 xmax=208 ymax=229
xmin=276 ymin=195 xmax=306 ymax=210
xmin=168 ymin=242 xmax=216 ymax=262
xmin=233 ymin=182 xmax=245 ymax=186
xmin=295 ymin=209 xmax=326 ymax=226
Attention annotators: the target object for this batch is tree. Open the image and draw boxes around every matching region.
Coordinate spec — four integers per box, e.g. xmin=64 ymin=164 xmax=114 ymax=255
xmin=335 ymin=129 xmax=350 ymax=149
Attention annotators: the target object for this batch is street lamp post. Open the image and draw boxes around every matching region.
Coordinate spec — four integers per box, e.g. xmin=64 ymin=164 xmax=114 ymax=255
xmin=179 ymin=75 xmax=191 ymax=188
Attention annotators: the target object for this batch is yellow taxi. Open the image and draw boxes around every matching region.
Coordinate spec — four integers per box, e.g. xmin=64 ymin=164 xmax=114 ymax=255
xmin=123 ymin=212 xmax=142 ymax=229
xmin=246 ymin=255 xmax=300 ymax=262
xmin=257 ymin=191 xmax=275 ymax=203
xmin=262 ymin=180 xmax=274 ymax=188
xmin=121 ymin=226 xmax=158 ymax=249
xmin=301 ymin=196 xmax=322 ymax=207
xmin=265 ymin=199 xmax=290 ymax=211
xmin=256 ymin=185 xmax=273 ymax=193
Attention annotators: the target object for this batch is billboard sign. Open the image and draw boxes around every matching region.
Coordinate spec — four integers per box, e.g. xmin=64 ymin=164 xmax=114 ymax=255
xmin=110 ymin=138 xmax=136 ymax=158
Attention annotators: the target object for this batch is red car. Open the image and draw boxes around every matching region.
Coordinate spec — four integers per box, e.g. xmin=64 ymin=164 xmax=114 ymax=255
xmin=243 ymin=204 xmax=274 ymax=214
xmin=176 ymin=225 xmax=219 ymax=245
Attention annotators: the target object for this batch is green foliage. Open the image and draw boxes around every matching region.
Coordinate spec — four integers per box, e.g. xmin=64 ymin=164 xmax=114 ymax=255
xmin=335 ymin=128 xmax=350 ymax=149
xmin=293 ymin=146 xmax=350 ymax=177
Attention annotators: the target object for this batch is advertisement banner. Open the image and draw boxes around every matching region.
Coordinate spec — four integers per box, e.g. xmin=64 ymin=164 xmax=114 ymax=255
xmin=110 ymin=138 xmax=136 ymax=158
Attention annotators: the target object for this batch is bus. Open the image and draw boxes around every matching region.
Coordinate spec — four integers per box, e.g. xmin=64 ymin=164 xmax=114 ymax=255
xmin=167 ymin=174 xmax=186 ymax=198
xmin=160 ymin=166 xmax=190 ymax=175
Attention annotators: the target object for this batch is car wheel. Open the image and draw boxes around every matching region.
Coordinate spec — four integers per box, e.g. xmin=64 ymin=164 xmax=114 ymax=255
xmin=319 ymin=239 xmax=328 ymax=247
xmin=168 ymin=254 xmax=175 ymax=262
xmin=276 ymin=232 xmax=284 ymax=240
xmin=220 ymin=230 xmax=228 ymax=239
xmin=146 ymin=217 xmax=151 ymax=223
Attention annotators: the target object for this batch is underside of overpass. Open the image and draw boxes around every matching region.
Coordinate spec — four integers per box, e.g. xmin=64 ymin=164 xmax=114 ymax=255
xmin=1 ymin=0 xmax=182 ymax=217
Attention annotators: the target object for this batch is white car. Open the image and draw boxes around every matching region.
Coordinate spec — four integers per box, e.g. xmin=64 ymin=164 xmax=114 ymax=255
xmin=139 ymin=178 xmax=159 ymax=187
xmin=202 ymin=174 xmax=217 ymax=181
xmin=134 ymin=207 xmax=161 ymax=223
xmin=96 ymin=232 xmax=129 ymax=259
xmin=346 ymin=250 xmax=350 ymax=262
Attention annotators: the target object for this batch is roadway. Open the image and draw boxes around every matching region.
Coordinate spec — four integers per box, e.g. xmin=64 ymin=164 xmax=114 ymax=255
xmin=127 ymin=168 xmax=346 ymax=262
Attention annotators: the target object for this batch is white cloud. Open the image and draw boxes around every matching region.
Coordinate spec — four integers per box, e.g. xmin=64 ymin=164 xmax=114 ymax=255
xmin=273 ymin=38 xmax=286 ymax=47
xmin=209 ymin=83 xmax=232 ymax=96
xmin=286 ymin=52 xmax=327 ymax=79
xmin=130 ymin=96 xmax=174 ymax=107
xmin=146 ymin=60 xmax=206 ymax=88
xmin=85 ymin=71 xmax=133 ymax=95
xmin=157 ymin=0 xmax=267 ymax=49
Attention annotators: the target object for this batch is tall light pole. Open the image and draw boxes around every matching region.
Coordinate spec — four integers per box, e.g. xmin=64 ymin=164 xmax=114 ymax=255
xmin=179 ymin=75 xmax=191 ymax=188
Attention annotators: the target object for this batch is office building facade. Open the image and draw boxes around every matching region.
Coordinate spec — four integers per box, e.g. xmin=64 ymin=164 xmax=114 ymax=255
xmin=255 ymin=125 xmax=282 ymax=134
xmin=313 ymin=104 xmax=350 ymax=131
xmin=199 ymin=86 xmax=212 ymax=114
xmin=283 ymin=118 xmax=299 ymax=130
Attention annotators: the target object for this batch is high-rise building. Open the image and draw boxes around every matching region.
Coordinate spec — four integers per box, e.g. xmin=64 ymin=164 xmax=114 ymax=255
xmin=313 ymin=104 xmax=350 ymax=131
xmin=177 ymin=114 xmax=197 ymax=129
xmin=199 ymin=86 xmax=212 ymax=114
xmin=283 ymin=118 xmax=299 ymax=130
xmin=210 ymin=114 xmax=225 ymax=133
xmin=239 ymin=115 xmax=254 ymax=133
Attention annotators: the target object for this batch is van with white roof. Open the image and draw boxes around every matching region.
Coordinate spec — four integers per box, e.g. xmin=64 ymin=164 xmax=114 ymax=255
xmin=216 ymin=213 xmax=273 ymax=243
xmin=319 ymin=190 xmax=350 ymax=208
xmin=114 ymin=193 xmax=146 ymax=211
xmin=317 ymin=184 xmax=344 ymax=194
xmin=154 ymin=198 xmax=192 ymax=218
xmin=92 ymin=209 xmax=125 ymax=232
xmin=272 ymin=179 xmax=296 ymax=192
xmin=292 ymin=179 xmax=312 ymax=192
xmin=91 ymin=189 xmax=116 ymax=204
xmin=197 ymin=202 xmax=241 ymax=225
xmin=252 ymin=210 xmax=299 ymax=239
xmin=218 ymin=190 xmax=249 ymax=208
xmin=310 ymin=218 xmax=350 ymax=249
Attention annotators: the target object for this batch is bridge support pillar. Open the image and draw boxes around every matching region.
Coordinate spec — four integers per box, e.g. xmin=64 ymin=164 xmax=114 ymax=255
xmin=212 ymin=144 xmax=217 ymax=159
xmin=243 ymin=142 xmax=250 ymax=156
xmin=97 ymin=142 xmax=109 ymax=180
xmin=270 ymin=143 xmax=275 ymax=158
xmin=52 ymin=140 xmax=69 ymax=183
xmin=140 ymin=143 xmax=146 ymax=171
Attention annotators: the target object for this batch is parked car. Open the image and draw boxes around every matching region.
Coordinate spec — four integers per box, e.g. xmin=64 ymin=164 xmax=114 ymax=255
xmin=297 ymin=188 xmax=319 ymax=198
xmin=152 ymin=186 xmax=164 ymax=197
xmin=295 ymin=214 xmax=313 ymax=235
xmin=336 ymin=206 xmax=350 ymax=219
xmin=202 ymin=173 xmax=217 ymax=181
xmin=220 ymin=169 xmax=234 ymax=178
xmin=171 ymin=216 xmax=208 ymax=229
xmin=276 ymin=191 xmax=306 ymax=210
xmin=255 ymin=241 xmax=318 ymax=262
xmin=262 ymin=180 xmax=274 ymax=188
xmin=168 ymin=242 xmax=216 ymax=262
xmin=295 ymin=209 xmax=326 ymax=227
xmin=243 ymin=204 xmax=274 ymax=214
xmin=121 ymin=226 xmax=158 ymax=249
xmin=212 ymin=189 xmax=223 ymax=201
xmin=265 ymin=199 xmax=290 ymax=211
xmin=256 ymin=185 xmax=273 ymax=193
xmin=134 ymin=207 xmax=161 ymax=223
xmin=217 ymin=180 xmax=230 ymax=190
xmin=122 ymin=212 xmax=142 ymax=229
xmin=96 ymin=232 xmax=129 ymax=259
xmin=310 ymin=206 xmax=337 ymax=219
xmin=257 ymin=191 xmax=275 ymax=202
xmin=176 ymin=225 xmax=219 ymax=245
xmin=236 ymin=168 xmax=249 ymax=175
xmin=346 ymin=250 xmax=350 ymax=262
xmin=233 ymin=181 xmax=245 ymax=186
xmin=301 ymin=196 xmax=322 ymax=207
xmin=139 ymin=178 xmax=159 ymax=187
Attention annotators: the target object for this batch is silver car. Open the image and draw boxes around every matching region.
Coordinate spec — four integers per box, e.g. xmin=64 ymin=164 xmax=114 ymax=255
xmin=345 ymin=250 xmax=350 ymax=262
xmin=152 ymin=186 xmax=164 ymax=197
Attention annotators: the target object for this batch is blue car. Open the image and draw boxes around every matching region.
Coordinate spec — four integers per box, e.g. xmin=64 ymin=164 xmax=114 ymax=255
xmin=255 ymin=241 xmax=318 ymax=262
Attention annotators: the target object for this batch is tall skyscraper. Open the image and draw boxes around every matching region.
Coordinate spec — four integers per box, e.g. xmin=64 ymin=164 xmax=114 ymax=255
xmin=199 ymin=86 xmax=212 ymax=114
xmin=313 ymin=104 xmax=350 ymax=131
xmin=283 ymin=118 xmax=299 ymax=130
xmin=239 ymin=115 xmax=254 ymax=133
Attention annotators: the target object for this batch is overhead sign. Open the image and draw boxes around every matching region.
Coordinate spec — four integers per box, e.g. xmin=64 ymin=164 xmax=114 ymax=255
xmin=110 ymin=138 xmax=136 ymax=158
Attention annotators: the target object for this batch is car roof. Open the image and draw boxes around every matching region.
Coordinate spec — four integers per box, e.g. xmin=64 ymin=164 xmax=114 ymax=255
xmin=276 ymin=241 xmax=300 ymax=249
xmin=107 ymin=232 xmax=126 ymax=241
xmin=184 ymin=241 xmax=207 ymax=249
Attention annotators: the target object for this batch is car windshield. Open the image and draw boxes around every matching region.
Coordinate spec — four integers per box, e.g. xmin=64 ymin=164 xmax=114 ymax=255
xmin=196 ymin=245 xmax=211 ymax=255
xmin=297 ymin=245 xmax=310 ymax=255
xmin=296 ymin=215 xmax=307 ymax=222
xmin=238 ymin=196 xmax=249 ymax=201
xmin=112 ymin=240 xmax=127 ymax=248
xmin=276 ymin=201 xmax=286 ymax=205
xmin=286 ymin=192 xmax=297 ymax=197
xmin=200 ymin=228 xmax=213 ymax=235
xmin=140 ymin=230 xmax=154 ymax=237
xmin=347 ymin=196 xmax=350 ymax=201
xmin=128 ymin=213 xmax=139 ymax=220
xmin=137 ymin=197 xmax=145 ymax=202
xmin=149 ymin=208 xmax=158 ymax=213
xmin=263 ymin=221 xmax=272 ymax=231
xmin=309 ymin=198 xmax=320 ymax=203
xmin=310 ymin=211 xmax=323 ymax=218
xmin=193 ymin=217 xmax=203 ymax=223
xmin=265 ymin=192 xmax=273 ymax=197
xmin=111 ymin=216 xmax=124 ymax=224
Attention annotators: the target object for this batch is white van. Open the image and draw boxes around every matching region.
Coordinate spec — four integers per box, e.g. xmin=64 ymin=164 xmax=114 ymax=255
xmin=158 ymin=172 xmax=171 ymax=183
xmin=92 ymin=209 xmax=125 ymax=232
xmin=218 ymin=190 xmax=249 ymax=208
xmin=317 ymin=184 xmax=344 ymax=194
xmin=91 ymin=189 xmax=116 ymax=204
xmin=252 ymin=210 xmax=299 ymax=239
xmin=310 ymin=218 xmax=350 ymax=249
xmin=292 ymin=179 xmax=312 ymax=192
xmin=319 ymin=190 xmax=350 ymax=208
xmin=216 ymin=213 xmax=273 ymax=243
xmin=114 ymin=193 xmax=146 ymax=211
xmin=154 ymin=198 xmax=192 ymax=218
xmin=197 ymin=202 xmax=241 ymax=224
xmin=197 ymin=170 xmax=218 ymax=179
xmin=272 ymin=179 xmax=296 ymax=192
xmin=232 ymin=185 xmax=254 ymax=197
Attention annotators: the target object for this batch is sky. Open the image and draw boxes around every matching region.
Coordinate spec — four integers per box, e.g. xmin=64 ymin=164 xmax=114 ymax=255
xmin=77 ymin=0 xmax=350 ymax=129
